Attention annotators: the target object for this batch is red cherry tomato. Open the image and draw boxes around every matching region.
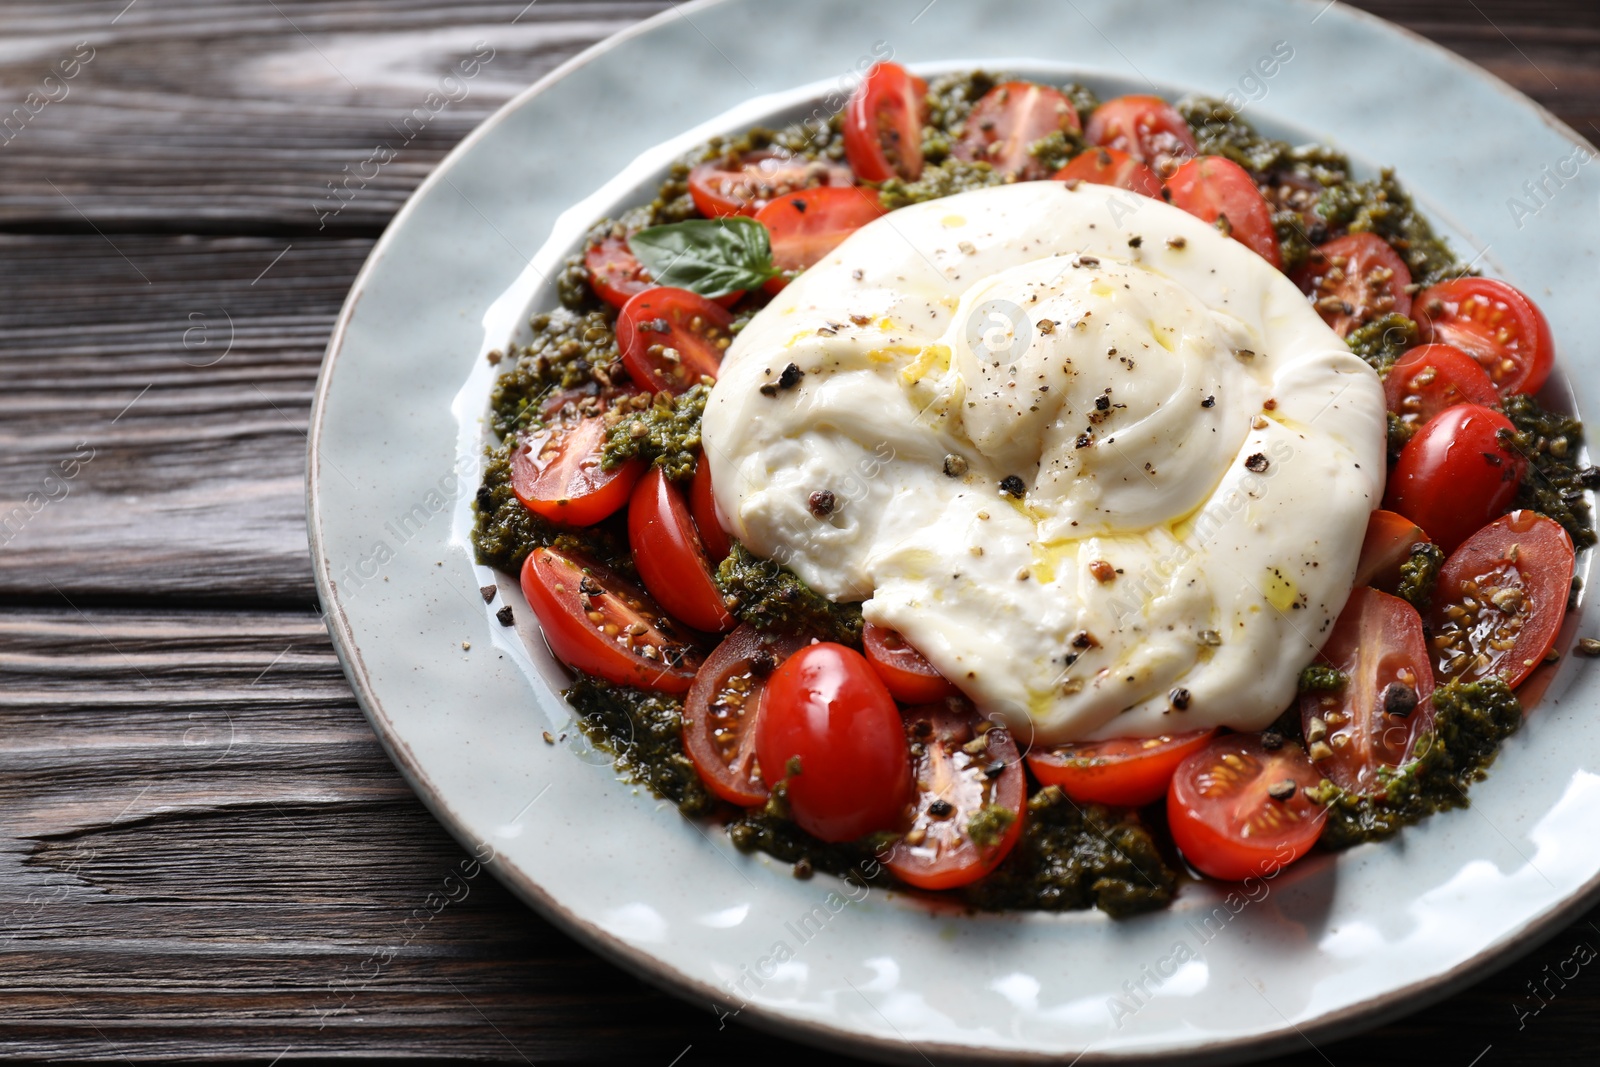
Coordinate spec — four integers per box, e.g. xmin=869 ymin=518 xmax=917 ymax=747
xmin=1163 ymin=156 xmax=1282 ymax=269
xmin=754 ymin=186 xmax=886 ymax=275
xmin=1292 ymin=233 xmax=1413 ymax=338
xmin=1167 ymin=734 xmax=1326 ymax=882
xmin=1026 ymin=728 xmax=1217 ymax=808
xmin=688 ymin=150 xmax=855 ymax=218
xmin=520 ymin=547 xmax=701 ymax=693
xmin=1413 ymin=277 xmax=1554 ymax=397
xmin=510 ymin=415 xmax=643 ymax=527
xmin=690 ymin=451 xmax=732 ymax=563
xmin=843 ymin=61 xmax=928 ymax=182
xmin=584 ymin=233 xmax=652 ymax=308
xmin=1384 ymin=343 xmax=1499 ymax=434
xmin=1384 ymin=404 xmax=1526 ymax=553
xmin=616 ymin=287 xmax=735 ymax=394
xmin=861 ymin=622 xmax=958 ymax=704
xmin=682 ymin=625 xmax=808 ymax=806
xmin=1353 ymin=509 xmax=1432 ymax=593
xmin=755 ymin=643 xmax=912 ymax=842
xmin=1052 ymin=146 xmax=1163 ymax=198
xmin=1085 ymin=94 xmax=1197 ymax=178
xmin=1429 ymin=510 xmax=1575 ymax=689
xmin=884 ymin=702 xmax=1025 ymax=890
xmin=1301 ymin=587 xmax=1435 ymax=794
xmin=627 ymin=467 xmax=735 ymax=634
xmin=952 ymin=81 xmax=1082 ymax=181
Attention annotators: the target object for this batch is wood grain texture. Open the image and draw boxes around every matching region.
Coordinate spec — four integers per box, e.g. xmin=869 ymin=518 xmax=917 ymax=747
xmin=2 ymin=0 xmax=1600 ymax=1063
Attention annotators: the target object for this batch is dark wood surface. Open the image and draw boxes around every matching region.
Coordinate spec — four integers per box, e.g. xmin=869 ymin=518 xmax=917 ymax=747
xmin=3 ymin=1 xmax=1599 ymax=1062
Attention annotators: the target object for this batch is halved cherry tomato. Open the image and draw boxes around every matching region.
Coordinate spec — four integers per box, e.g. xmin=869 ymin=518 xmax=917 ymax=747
xmin=843 ymin=61 xmax=928 ymax=182
xmin=1292 ymin=233 xmax=1413 ymax=338
xmin=682 ymin=625 xmax=807 ymax=806
xmin=511 ymin=415 xmax=643 ymax=527
xmin=1163 ymin=156 xmax=1282 ymax=269
xmin=1167 ymin=734 xmax=1326 ymax=882
xmin=755 ymin=643 xmax=912 ymax=842
xmin=1413 ymin=277 xmax=1554 ymax=398
xmin=1301 ymin=587 xmax=1435 ymax=794
xmin=1085 ymin=94 xmax=1197 ymax=178
xmin=690 ymin=451 xmax=732 ymax=563
xmin=1384 ymin=404 xmax=1526 ymax=553
xmin=688 ymin=150 xmax=855 ymax=218
xmin=862 ymin=622 xmax=957 ymax=704
xmin=1384 ymin=343 xmax=1498 ymax=433
xmin=1052 ymin=146 xmax=1162 ymax=198
xmin=885 ymin=702 xmax=1025 ymax=890
xmin=628 ymin=467 xmax=735 ymax=634
xmin=1027 ymin=728 xmax=1217 ymax=808
xmin=520 ymin=547 xmax=701 ymax=693
xmin=953 ymin=81 xmax=1081 ymax=181
xmin=617 ymin=287 xmax=735 ymax=394
xmin=584 ymin=233 xmax=652 ymax=308
xmin=754 ymin=186 xmax=886 ymax=274
xmin=1429 ymin=510 xmax=1575 ymax=689
xmin=1353 ymin=509 xmax=1432 ymax=592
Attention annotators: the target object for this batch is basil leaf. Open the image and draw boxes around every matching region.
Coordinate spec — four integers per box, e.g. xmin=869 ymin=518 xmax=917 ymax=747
xmin=628 ymin=218 xmax=779 ymax=298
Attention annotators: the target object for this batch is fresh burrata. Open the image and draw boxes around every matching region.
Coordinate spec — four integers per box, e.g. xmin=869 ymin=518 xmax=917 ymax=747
xmin=701 ymin=180 xmax=1385 ymax=744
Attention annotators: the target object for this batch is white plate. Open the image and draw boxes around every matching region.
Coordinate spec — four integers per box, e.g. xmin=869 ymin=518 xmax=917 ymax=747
xmin=308 ymin=1 xmax=1600 ymax=1061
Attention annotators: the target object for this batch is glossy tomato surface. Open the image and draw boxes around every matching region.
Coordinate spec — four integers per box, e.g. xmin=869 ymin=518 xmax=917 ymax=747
xmin=628 ymin=467 xmax=735 ymax=634
xmin=617 ymin=287 xmax=735 ymax=393
xmin=689 ymin=451 xmax=732 ymax=563
xmin=862 ymin=623 xmax=957 ymax=704
xmin=1027 ymin=728 xmax=1217 ymax=807
xmin=584 ymin=233 xmax=652 ymax=308
xmin=688 ymin=150 xmax=854 ymax=218
xmin=1413 ymin=277 xmax=1554 ymax=397
xmin=682 ymin=625 xmax=808 ymax=806
xmin=885 ymin=702 xmax=1025 ymax=890
xmin=843 ymin=61 xmax=928 ymax=182
xmin=1163 ymin=156 xmax=1282 ymax=269
xmin=1430 ymin=510 xmax=1575 ymax=689
xmin=1353 ymin=509 xmax=1432 ymax=592
xmin=754 ymin=186 xmax=885 ymax=275
xmin=1384 ymin=404 xmax=1525 ymax=553
xmin=510 ymin=415 xmax=642 ymax=527
xmin=1292 ymin=233 xmax=1412 ymax=338
xmin=953 ymin=81 xmax=1081 ymax=180
xmin=1053 ymin=146 xmax=1163 ymax=197
xmin=1384 ymin=343 xmax=1498 ymax=433
xmin=755 ymin=643 xmax=912 ymax=842
xmin=1168 ymin=734 xmax=1326 ymax=882
xmin=1085 ymin=94 xmax=1197 ymax=177
xmin=1301 ymin=587 xmax=1435 ymax=794
xmin=520 ymin=547 xmax=701 ymax=693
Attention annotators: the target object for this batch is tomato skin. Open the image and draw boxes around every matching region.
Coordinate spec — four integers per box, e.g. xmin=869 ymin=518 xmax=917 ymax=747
xmin=861 ymin=623 xmax=958 ymax=704
xmin=616 ymin=287 xmax=735 ymax=394
xmin=584 ymin=233 xmax=652 ymax=308
xmin=510 ymin=415 xmax=643 ymax=527
xmin=754 ymin=186 xmax=885 ymax=273
xmin=843 ymin=62 xmax=928 ymax=182
xmin=1429 ymin=510 xmax=1575 ymax=689
xmin=689 ymin=150 xmax=855 ymax=218
xmin=683 ymin=625 xmax=808 ymax=806
xmin=1384 ymin=404 xmax=1526 ymax=554
xmin=755 ymin=643 xmax=913 ymax=843
xmin=1414 ymin=277 xmax=1554 ymax=397
xmin=1163 ymin=156 xmax=1282 ymax=269
xmin=627 ymin=467 xmax=735 ymax=634
xmin=1053 ymin=146 xmax=1163 ymax=198
xmin=1026 ymin=729 xmax=1217 ymax=807
xmin=520 ymin=547 xmax=701 ymax=694
xmin=1383 ymin=343 xmax=1498 ymax=433
xmin=1301 ymin=587 xmax=1435 ymax=794
xmin=1085 ymin=95 xmax=1197 ymax=178
xmin=1167 ymin=735 xmax=1326 ymax=883
xmin=884 ymin=702 xmax=1025 ymax=890
xmin=1353 ymin=509 xmax=1432 ymax=592
xmin=1292 ymin=233 xmax=1413 ymax=338
xmin=953 ymin=81 xmax=1082 ymax=180
xmin=689 ymin=452 xmax=732 ymax=563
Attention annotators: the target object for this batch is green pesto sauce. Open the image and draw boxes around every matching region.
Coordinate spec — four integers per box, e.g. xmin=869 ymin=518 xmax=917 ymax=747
xmin=1311 ymin=677 xmax=1522 ymax=848
xmin=1396 ymin=542 xmax=1445 ymax=611
xmin=1502 ymin=393 xmax=1598 ymax=550
xmin=489 ymin=309 xmax=622 ymax=439
xmin=965 ymin=803 xmax=1017 ymax=849
xmin=1298 ymin=665 xmax=1347 ymax=692
xmin=1386 ymin=410 xmax=1418 ymax=460
xmin=564 ymin=676 xmax=718 ymax=817
xmin=1347 ymin=312 xmax=1419 ymax=373
xmin=471 ymin=441 xmax=630 ymax=575
xmin=960 ymin=786 xmax=1177 ymax=918
xmin=602 ymin=383 xmax=710 ymax=481
xmin=878 ymin=158 xmax=1010 ymax=210
xmin=715 ymin=542 xmax=865 ymax=646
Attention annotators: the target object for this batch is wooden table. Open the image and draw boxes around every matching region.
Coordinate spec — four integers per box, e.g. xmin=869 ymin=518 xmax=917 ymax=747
xmin=3 ymin=1 xmax=1598 ymax=1061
